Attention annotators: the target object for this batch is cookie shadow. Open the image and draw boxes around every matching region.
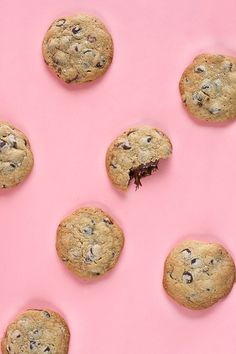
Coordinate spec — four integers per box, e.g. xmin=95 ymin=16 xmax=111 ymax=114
xmin=180 ymin=104 xmax=236 ymax=128
xmin=164 ymin=290 xmax=223 ymax=318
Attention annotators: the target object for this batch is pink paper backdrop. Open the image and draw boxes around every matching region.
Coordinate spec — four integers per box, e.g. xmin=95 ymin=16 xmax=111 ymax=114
xmin=1 ymin=0 xmax=236 ymax=353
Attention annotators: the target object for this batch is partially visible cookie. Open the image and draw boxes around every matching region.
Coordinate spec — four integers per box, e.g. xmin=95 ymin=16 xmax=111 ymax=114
xmin=1 ymin=309 xmax=70 ymax=354
xmin=179 ymin=53 xmax=236 ymax=122
xmin=163 ymin=240 xmax=235 ymax=310
xmin=0 ymin=122 xmax=34 ymax=188
xmin=106 ymin=126 xmax=172 ymax=191
xmin=42 ymin=14 xmax=113 ymax=83
xmin=56 ymin=207 xmax=124 ymax=279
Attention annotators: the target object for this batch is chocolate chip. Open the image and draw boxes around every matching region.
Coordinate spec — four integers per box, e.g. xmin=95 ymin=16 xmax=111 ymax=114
xmin=43 ymin=311 xmax=50 ymax=318
xmin=147 ymin=136 xmax=152 ymax=143
xmin=6 ymin=345 xmax=11 ymax=352
xmin=56 ymin=19 xmax=66 ymax=27
xmin=129 ymin=160 xmax=159 ymax=189
xmin=103 ymin=217 xmax=113 ymax=225
xmin=10 ymin=163 xmax=16 ymax=169
xmin=87 ymin=35 xmax=96 ymax=43
xmin=0 ymin=139 xmax=6 ymax=149
xmin=181 ymin=248 xmax=191 ymax=259
xmin=72 ymin=25 xmax=81 ymax=34
xmin=83 ymin=226 xmax=93 ymax=235
xmin=30 ymin=341 xmax=37 ymax=350
xmin=194 ymin=65 xmax=206 ymax=73
xmin=182 ymin=271 xmax=193 ymax=283
xmin=127 ymin=130 xmax=136 ymax=136
xmin=119 ymin=140 xmax=131 ymax=150
xmin=83 ymin=49 xmax=93 ymax=54
xmin=191 ymin=258 xmax=202 ymax=268
xmin=44 ymin=347 xmax=50 ymax=352
xmin=192 ymin=92 xmax=204 ymax=106
xmin=75 ymin=46 xmax=79 ymax=52
xmin=206 ymin=288 xmax=210 ymax=292
xmin=209 ymin=107 xmax=221 ymax=115
xmin=96 ymin=58 xmax=106 ymax=68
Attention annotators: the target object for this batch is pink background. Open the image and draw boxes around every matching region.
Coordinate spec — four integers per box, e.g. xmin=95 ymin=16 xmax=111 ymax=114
xmin=1 ymin=0 xmax=236 ymax=353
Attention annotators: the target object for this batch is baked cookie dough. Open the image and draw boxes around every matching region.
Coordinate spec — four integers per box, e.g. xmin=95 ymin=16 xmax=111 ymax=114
xmin=106 ymin=126 xmax=172 ymax=191
xmin=1 ymin=309 xmax=70 ymax=354
xmin=42 ymin=14 xmax=113 ymax=83
xmin=163 ymin=240 xmax=235 ymax=310
xmin=0 ymin=122 xmax=34 ymax=188
xmin=179 ymin=53 xmax=236 ymax=122
xmin=56 ymin=207 xmax=124 ymax=279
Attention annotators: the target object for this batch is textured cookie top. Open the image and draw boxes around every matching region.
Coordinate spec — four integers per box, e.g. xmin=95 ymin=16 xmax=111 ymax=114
xmin=106 ymin=126 xmax=172 ymax=191
xmin=1 ymin=309 xmax=70 ymax=354
xmin=163 ymin=240 xmax=235 ymax=310
xmin=56 ymin=207 xmax=124 ymax=279
xmin=0 ymin=122 xmax=34 ymax=188
xmin=42 ymin=14 xmax=113 ymax=83
xmin=179 ymin=53 xmax=236 ymax=121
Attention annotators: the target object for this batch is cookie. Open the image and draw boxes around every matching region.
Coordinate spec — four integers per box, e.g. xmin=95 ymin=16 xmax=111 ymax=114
xmin=0 ymin=122 xmax=34 ymax=188
xmin=163 ymin=240 xmax=235 ymax=310
xmin=106 ymin=126 xmax=172 ymax=191
xmin=179 ymin=53 xmax=236 ymax=122
xmin=56 ymin=207 xmax=124 ymax=279
xmin=42 ymin=14 xmax=113 ymax=84
xmin=1 ymin=309 xmax=70 ymax=354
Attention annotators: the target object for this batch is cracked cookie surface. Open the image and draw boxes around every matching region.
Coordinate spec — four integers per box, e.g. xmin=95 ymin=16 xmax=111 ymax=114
xmin=179 ymin=53 xmax=236 ymax=122
xmin=56 ymin=207 xmax=124 ymax=279
xmin=106 ymin=126 xmax=172 ymax=191
xmin=1 ymin=309 xmax=70 ymax=354
xmin=42 ymin=14 xmax=113 ymax=83
xmin=163 ymin=240 xmax=235 ymax=310
xmin=0 ymin=122 xmax=34 ymax=188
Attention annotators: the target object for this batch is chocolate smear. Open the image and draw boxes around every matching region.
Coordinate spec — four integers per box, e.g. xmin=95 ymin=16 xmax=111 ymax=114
xmin=129 ymin=160 xmax=159 ymax=189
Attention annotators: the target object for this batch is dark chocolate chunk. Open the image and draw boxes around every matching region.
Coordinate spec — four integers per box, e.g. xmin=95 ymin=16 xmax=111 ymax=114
xmin=56 ymin=19 xmax=66 ymax=27
xmin=30 ymin=341 xmax=37 ymax=350
xmin=129 ymin=160 xmax=159 ymax=189
xmin=103 ymin=217 xmax=113 ymax=225
xmin=44 ymin=347 xmax=50 ymax=352
xmin=87 ymin=35 xmax=96 ymax=43
xmin=96 ymin=58 xmax=106 ymax=68
xmin=10 ymin=163 xmax=16 ymax=168
xmin=182 ymin=271 xmax=193 ymax=283
xmin=72 ymin=25 xmax=81 ymax=34
xmin=181 ymin=248 xmax=191 ymax=255
xmin=0 ymin=139 xmax=6 ymax=149
xmin=43 ymin=311 xmax=50 ymax=318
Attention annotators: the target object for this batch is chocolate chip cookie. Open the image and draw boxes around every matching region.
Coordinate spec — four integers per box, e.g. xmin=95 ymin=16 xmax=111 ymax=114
xmin=0 ymin=122 xmax=34 ymax=188
xmin=106 ymin=126 xmax=172 ymax=191
xmin=179 ymin=53 xmax=236 ymax=122
xmin=42 ymin=14 xmax=113 ymax=83
xmin=1 ymin=309 xmax=70 ymax=354
xmin=56 ymin=207 xmax=124 ymax=279
xmin=163 ymin=240 xmax=236 ymax=310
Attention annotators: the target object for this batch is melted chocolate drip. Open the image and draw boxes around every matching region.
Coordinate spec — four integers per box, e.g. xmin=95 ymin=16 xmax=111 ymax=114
xmin=129 ymin=160 xmax=159 ymax=189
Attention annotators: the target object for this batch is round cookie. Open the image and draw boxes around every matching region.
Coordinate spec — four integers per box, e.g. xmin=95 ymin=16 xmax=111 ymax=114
xmin=163 ymin=240 xmax=236 ymax=310
xmin=179 ymin=53 xmax=236 ymax=122
xmin=42 ymin=14 xmax=113 ymax=84
xmin=106 ymin=126 xmax=172 ymax=191
xmin=0 ymin=122 xmax=34 ymax=188
xmin=56 ymin=207 xmax=124 ymax=279
xmin=1 ymin=309 xmax=70 ymax=354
